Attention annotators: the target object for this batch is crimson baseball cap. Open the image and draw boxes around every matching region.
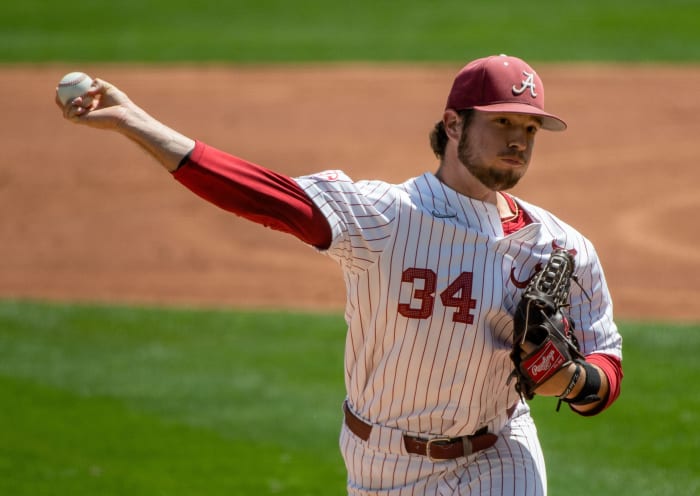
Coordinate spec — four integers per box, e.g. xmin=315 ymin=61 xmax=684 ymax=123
xmin=445 ymin=54 xmax=567 ymax=131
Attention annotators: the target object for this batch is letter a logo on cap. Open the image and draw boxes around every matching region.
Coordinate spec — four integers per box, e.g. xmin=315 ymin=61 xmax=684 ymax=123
xmin=512 ymin=71 xmax=538 ymax=98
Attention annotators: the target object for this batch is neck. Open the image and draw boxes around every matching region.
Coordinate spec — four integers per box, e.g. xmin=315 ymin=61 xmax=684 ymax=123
xmin=496 ymin=192 xmax=517 ymax=219
xmin=434 ymin=161 xmax=515 ymax=219
xmin=434 ymin=160 xmax=497 ymax=205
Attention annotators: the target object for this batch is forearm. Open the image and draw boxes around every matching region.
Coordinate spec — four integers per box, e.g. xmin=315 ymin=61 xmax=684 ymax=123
xmin=117 ymin=106 xmax=195 ymax=172
xmin=532 ymin=350 xmax=621 ymax=415
xmin=555 ymin=353 xmax=621 ymax=415
xmin=570 ymin=353 xmax=622 ymax=416
xmin=566 ymin=361 xmax=609 ymax=414
xmin=57 ymin=77 xmax=194 ymax=172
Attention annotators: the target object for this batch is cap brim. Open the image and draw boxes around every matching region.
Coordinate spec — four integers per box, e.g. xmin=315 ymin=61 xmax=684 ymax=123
xmin=472 ymin=102 xmax=567 ymax=131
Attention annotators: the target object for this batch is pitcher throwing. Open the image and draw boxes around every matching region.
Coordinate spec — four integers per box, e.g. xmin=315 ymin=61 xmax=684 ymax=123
xmin=57 ymin=54 xmax=623 ymax=495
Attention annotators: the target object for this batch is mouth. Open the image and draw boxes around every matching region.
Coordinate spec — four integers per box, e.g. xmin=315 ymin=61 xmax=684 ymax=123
xmin=499 ymin=155 xmax=526 ymax=167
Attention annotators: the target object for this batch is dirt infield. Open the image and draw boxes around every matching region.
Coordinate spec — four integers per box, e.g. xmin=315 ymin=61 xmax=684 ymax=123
xmin=1 ymin=64 xmax=698 ymax=321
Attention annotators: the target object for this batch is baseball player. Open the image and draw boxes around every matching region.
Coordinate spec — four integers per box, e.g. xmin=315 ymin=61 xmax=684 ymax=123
xmin=57 ymin=55 xmax=623 ymax=495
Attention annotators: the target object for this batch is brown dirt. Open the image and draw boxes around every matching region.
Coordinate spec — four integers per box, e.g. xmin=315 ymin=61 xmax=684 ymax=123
xmin=1 ymin=63 xmax=698 ymax=321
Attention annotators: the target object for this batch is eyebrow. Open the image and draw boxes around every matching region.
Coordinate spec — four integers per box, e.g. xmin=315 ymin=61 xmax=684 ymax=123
xmin=491 ymin=113 xmax=543 ymax=126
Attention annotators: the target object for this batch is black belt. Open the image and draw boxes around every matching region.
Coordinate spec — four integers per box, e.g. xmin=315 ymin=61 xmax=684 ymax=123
xmin=343 ymin=401 xmax=513 ymax=461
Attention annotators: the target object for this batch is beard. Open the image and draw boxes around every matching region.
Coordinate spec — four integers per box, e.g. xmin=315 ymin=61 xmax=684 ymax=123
xmin=457 ymin=128 xmax=525 ymax=191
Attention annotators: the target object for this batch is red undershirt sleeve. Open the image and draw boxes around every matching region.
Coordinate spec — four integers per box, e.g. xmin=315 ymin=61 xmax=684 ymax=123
xmin=171 ymin=141 xmax=332 ymax=249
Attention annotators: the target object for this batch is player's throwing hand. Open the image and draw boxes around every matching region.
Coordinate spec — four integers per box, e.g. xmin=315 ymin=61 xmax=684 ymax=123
xmin=56 ymin=78 xmax=133 ymax=130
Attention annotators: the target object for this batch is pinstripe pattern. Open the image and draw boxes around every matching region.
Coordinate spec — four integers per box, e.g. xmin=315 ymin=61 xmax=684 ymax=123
xmin=295 ymin=170 xmax=621 ymax=494
xmin=339 ymin=406 xmax=545 ymax=495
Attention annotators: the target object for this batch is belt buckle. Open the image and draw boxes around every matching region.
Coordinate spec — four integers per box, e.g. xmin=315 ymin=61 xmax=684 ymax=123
xmin=425 ymin=437 xmax=452 ymax=462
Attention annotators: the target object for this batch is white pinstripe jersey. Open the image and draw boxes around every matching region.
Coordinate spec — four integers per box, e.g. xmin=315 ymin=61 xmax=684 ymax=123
xmin=295 ymin=171 xmax=622 ymax=438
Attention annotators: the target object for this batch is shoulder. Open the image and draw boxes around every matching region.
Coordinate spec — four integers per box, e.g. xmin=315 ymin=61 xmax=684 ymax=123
xmin=294 ymin=171 xmax=414 ymax=263
xmin=516 ymin=197 xmax=588 ymax=239
xmin=295 ymin=170 xmax=417 ymax=212
xmin=297 ymin=170 xmax=392 ymax=194
xmin=514 ymin=196 xmax=602 ymax=264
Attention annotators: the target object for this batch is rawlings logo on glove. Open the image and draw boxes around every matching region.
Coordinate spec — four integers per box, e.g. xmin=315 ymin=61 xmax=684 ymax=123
xmin=523 ymin=341 xmax=567 ymax=381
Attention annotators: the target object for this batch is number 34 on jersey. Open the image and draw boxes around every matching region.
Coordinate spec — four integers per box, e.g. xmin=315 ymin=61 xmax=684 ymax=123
xmin=398 ymin=268 xmax=478 ymax=325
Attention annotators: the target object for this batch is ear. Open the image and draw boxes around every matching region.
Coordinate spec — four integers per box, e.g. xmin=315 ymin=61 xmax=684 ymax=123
xmin=443 ymin=109 xmax=462 ymax=141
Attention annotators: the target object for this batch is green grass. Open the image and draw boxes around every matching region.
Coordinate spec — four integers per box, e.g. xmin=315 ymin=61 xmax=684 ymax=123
xmin=3 ymin=0 xmax=700 ymax=62
xmin=0 ymin=300 xmax=347 ymax=495
xmin=530 ymin=321 xmax=700 ymax=495
xmin=1 ymin=300 xmax=698 ymax=495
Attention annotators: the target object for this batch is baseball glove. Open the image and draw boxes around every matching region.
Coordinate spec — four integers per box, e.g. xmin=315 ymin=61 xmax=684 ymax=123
xmin=509 ymin=249 xmax=584 ymax=406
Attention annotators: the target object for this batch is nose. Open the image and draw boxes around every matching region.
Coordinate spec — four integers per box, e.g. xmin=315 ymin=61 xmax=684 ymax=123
xmin=508 ymin=127 xmax=529 ymax=151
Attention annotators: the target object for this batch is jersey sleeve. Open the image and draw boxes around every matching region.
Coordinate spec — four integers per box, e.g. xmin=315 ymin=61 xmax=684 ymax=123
xmin=567 ymin=242 xmax=624 ymax=414
xmin=519 ymin=198 xmax=624 ymax=414
xmin=294 ymin=171 xmax=399 ymax=271
xmin=568 ymin=243 xmax=622 ymax=359
xmin=172 ymin=141 xmax=332 ymax=248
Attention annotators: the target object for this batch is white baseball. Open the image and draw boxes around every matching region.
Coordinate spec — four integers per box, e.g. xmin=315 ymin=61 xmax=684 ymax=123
xmin=57 ymin=72 xmax=94 ymax=105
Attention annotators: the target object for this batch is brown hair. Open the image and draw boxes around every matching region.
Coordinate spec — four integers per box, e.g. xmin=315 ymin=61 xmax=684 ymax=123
xmin=429 ymin=109 xmax=474 ymax=160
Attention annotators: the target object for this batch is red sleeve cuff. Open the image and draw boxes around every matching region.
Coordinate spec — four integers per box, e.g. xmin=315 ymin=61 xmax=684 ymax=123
xmin=573 ymin=353 xmax=623 ymax=416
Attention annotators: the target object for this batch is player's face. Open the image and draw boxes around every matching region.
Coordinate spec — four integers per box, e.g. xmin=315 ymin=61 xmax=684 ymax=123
xmin=458 ymin=111 xmax=541 ymax=191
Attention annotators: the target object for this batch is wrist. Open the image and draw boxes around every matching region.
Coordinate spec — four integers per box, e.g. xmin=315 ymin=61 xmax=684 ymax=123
xmin=564 ymin=360 xmax=602 ymax=406
xmin=119 ymin=108 xmax=195 ymax=172
xmin=558 ymin=361 xmax=582 ymax=400
xmin=115 ymin=104 xmax=149 ymax=135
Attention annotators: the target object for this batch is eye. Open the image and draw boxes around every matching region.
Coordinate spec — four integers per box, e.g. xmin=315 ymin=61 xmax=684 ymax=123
xmin=496 ymin=117 xmax=510 ymax=126
xmin=527 ymin=125 xmax=539 ymax=135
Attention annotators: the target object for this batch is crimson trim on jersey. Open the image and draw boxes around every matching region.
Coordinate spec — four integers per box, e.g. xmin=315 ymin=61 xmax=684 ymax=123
xmin=500 ymin=192 xmax=533 ymax=235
